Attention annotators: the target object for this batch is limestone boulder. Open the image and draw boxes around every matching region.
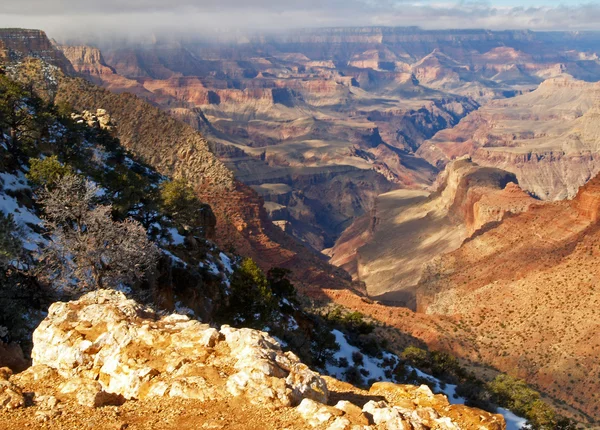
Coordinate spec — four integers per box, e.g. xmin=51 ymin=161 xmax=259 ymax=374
xmin=31 ymin=290 xmax=328 ymax=408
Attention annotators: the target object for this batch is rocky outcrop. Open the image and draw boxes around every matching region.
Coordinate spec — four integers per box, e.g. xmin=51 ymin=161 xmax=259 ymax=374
xmin=71 ymin=108 xmax=114 ymax=131
xmin=31 ymin=290 xmax=327 ymax=407
xmin=0 ymin=368 xmax=24 ymax=410
xmin=367 ymin=382 xmax=504 ymax=430
xmin=4 ymin=290 xmax=504 ymax=429
xmin=470 ymin=181 xmax=537 ymax=234
xmin=574 ymin=174 xmax=600 ymax=222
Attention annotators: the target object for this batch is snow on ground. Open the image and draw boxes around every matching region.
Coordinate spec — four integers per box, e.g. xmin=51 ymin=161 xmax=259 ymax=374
xmin=271 ymin=335 xmax=288 ymax=348
xmin=205 ymin=259 xmax=220 ymax=276
xmin=162 ymin=249 xmax=187 ymax=267
xmin=0 ymin=172 xmax=45 ymax=251
xmin=219 ymin=252 xmax=233 ymax=274
xmin=409 ymin=366 xmax=464 ymax=404
xmin=0 ymin=171 xmax=29 ymax=191
xmin=326 ymin=329 xmax=398 ymax=382
xmin=326 ymin=329 xmax=526 ymax=429
xmin=167 ymin=227 xmax=186 ymax=245
xmin=498 ymin=408 xmax=528 ymax=430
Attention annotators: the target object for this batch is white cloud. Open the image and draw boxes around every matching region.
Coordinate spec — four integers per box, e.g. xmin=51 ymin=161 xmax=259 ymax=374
xmin=0 ymin=1 xmax=599 ymax=39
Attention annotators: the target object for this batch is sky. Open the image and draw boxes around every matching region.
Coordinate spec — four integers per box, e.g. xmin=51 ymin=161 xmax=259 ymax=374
xmin=1 ymin=0 xmax=600 ymax=40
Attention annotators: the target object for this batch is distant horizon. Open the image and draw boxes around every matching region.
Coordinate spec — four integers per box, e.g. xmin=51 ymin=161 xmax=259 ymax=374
xmin=1 ymin=1 xmax=600 ymax=40
xmin=6 ymin=25 xmax=600 ymax=46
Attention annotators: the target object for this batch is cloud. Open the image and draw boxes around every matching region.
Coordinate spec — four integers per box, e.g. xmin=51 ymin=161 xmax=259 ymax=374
xmin=0 ymin=0 xmax=599 ymax=40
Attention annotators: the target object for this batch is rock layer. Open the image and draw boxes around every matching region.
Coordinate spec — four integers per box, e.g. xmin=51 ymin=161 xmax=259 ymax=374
xmin=329 ymin=158 xmax=536 ymax=305
xmin=418 ymin=76 xmax=600 ymax=200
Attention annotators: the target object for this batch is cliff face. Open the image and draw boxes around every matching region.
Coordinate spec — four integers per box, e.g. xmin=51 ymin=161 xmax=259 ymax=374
xmin=328 ymin=158 xmax=535 ymax=305
xmin=416 ymin=172 xmax=600 ymax=419
xmin=574 ymin=174 xmax=600 ymax=221
xmin=418 ymin=76 xmax=600 ymax=200
xmin=0 ymin=29 xmax=74 ymax=73
xmin=58 ymin=45 xmax=114 ymax=76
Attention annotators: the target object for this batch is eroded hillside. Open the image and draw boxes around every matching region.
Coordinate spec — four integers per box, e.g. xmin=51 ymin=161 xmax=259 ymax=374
xmin=418 ymin=76 xmax=600 ymax=200
xmin=328 ymin=158 xmax=538 ymax=304
xmin=415 ymin=173 xmax=600 ymax=419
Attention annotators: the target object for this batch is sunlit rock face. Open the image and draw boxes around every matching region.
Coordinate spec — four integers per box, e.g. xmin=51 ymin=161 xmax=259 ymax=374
xmin=26 ymin=289 xmax=504 ymax=429
xmin=31 ymin=289 xmax=327 ymax=407
xmin=329 ymin=158 xmax=535 ymax=305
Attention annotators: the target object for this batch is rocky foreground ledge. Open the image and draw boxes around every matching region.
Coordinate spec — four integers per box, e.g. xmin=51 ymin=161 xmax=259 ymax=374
xmin=0 ymin=290 xmax=505 ymax=429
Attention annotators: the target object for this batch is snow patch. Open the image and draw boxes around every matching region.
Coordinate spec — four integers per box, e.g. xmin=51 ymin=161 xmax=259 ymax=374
xmin=326 ymin=329 xmax=397 ymax=383
xmin=498 ymin=408 xmax=527 ymax=430
xmin=167 ymin=227 xmax=186 ymax=245
xmin=325 ymin=330 xmax=527 ymax=429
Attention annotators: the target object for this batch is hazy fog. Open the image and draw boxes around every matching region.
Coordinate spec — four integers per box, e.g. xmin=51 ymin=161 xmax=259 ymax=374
xmin=1 ymin=0 xmax=599 ymax=41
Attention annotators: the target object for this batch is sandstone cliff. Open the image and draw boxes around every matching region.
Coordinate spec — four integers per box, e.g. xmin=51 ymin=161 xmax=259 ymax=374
xmin=418 ymin=75 xmax=600 ymax=200
xmin=329 ymin=158 xmax=537 ymax=305
xmin=57 ymin=45 xmax=115 ymax=76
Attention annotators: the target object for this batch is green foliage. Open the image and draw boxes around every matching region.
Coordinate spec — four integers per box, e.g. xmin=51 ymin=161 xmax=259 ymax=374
xmin=429 ymin=351 xmax=463 ymax=378
xmin=325 ymin=306 xmax=374 ymax=334
xmin=0 ymin=213 xmax=22 ymax=268
xmin=455 ymin=378 xmax=493 ymax=410
xmin=27 ymin=156 xmax=73 ymax=190
xmin=487 ymin=374 xmax=565 ymax=429
xmin=267 ymin=267 xmax=296 ymax=298
xmin=343 ymin=365 xmax=364 ymax=386
xmin=351 ymin=351 xmax=364 ymax=366
xmin=85 ymin=126 xmax=121 ymax=154
xmin=0 ymin=75 xmax=31 ymax=146
xmin=0 ymin=212 xmax=33 ymax=343
xmin=488 ymin=375 xmax=541 ymax=417
xmin=401 ymin=346 xmax=429 ymax=367
xmin=159 ymin=178 xmax=202 ymax=229
xmin=0 ymin=74 xmax=50 ymax=158
xmin=224 ymin=257 xmax=276 ymax=327
xmin=100 ymin=163 xmax=155 ymax=220
xmin=310 ymin=323 xmax=340 ymax=367
xmin=54 ymin=100 xmax=74 ymax=119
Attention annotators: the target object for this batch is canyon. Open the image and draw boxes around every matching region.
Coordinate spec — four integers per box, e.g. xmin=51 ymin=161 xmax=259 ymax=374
xmin=3 ymin=27 xmax=600 ymax=426
xmin=54 ymin=28 xmax=600 ymax=423
xmin=55 ymin=28 xmax=600 ymax=254
xmin=328 ymin=158 xmax=538 ymax=304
